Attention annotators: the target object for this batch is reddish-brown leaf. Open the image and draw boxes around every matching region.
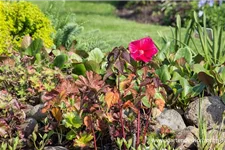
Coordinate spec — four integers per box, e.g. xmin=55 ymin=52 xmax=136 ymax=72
xmin=160 ymin=125 xmax=171 ymax=135
xmin=95 ymin=119 xmax=107 ymax=131
xmin=76 ymin=71 xmax=105 ymax=92
xmin=123 ymin=100 xmax=138 ymax=114
xmin=84 ymin=116 xmax=92 ymax=129
xmin=146 ymin=84 xmax=156 ymax=98
xmin=120 ymin=74 xmax=135 ymax=90
xmin=56 ymin=78 xmax=79 ymax=96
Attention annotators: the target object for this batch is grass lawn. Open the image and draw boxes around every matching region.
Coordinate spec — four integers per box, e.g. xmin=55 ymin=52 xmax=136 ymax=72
xmin=34 ymin=1 xmax=175 ymax=52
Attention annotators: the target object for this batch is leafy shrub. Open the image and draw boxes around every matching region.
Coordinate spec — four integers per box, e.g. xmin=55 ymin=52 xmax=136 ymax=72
xmin=0 ymin=2 xmax=12 ymax=55
xmin=0 ymin=1 xmax=54 ymax=54
xmin=202 ymin=3 xmax=225 ymax=27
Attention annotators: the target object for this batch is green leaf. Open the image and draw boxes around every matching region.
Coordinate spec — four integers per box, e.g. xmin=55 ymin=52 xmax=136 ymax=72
xmin=157 ymin=41 xmax=171 ymax=61
xmin=191 ymin=83 xmax=205 ymax=97
xmin=72 ymin=63 xmax=86 ymax=75
xmin=25 ymin=38 xmax=43 ymax=56
xmin=74 ymin=133 xmax=93 ymax=147
xmin=179 ymin=77 xmax=192 ymax=98
xmin=155 ymin=65 xmax=171 ymax=83
xmin=193 ymin=64 xmax=207 ymax=74
xmin=171 ymin=71 xmax=181 ymax=81
xmin=52 ymin=49 xmax=61 ymax=56
xmin=84 ymin=60 xmax=100 ymax=74
xmin=116 ymin=138 xmax=123 ymax=150
xmin=142 ymin=96 xmax=151 ymax=108
xmin=35 ymin=53 xmax=41 ymax=63
xmin=66 ymin=130 xmax=76 ymax=140
xmin=70 ymin=53 xmax=83 ymax=62
xmin=219 ymin=66 xmax=225 ymax=80
xmin=87 ymin=48 xmax=104 ymax=64
xmin=62 ymin=112 xmax=82 ymax=129
xmin=53 ymin=54 xmax=68 ymax=69
xmin=174 ymin=47 xmax=192 ymax=63
xmin=32 ymin=132 xmax=37 ymax=142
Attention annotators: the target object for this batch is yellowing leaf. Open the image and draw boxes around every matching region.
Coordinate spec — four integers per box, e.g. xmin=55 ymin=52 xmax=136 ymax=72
xmin=74 ymin=133 xmax=93 ymax=147
xmin=105 ymin=91 xmax=119 ymax=109
xmin=51 ymin=107 xmax=62 ymax=123
xmin=155 ymin=99 xmax=165 ymax=112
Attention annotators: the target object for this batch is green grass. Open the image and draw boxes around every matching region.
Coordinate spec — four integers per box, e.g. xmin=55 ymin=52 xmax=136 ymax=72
xmin=33 ymin=1 xmax=174 ymax=52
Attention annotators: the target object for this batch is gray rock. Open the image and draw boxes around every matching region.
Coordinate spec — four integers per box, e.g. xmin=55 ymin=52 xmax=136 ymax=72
xmin=175 ymin=126 xmax=198 ymax=150
xmin=27 ymin=104 xmax=47 ymax=121
xmin=156 ymin=109 xmax=186 ymax=131
xmin=184 ymin=96 xmax=225 ymax=129
xmin=23 ymin=104 xmax=34 ymax=114
xmin=20 ymin=118 xmax=37 ymax=138
xmin=44 ymin=146 xmax=68 ymax=150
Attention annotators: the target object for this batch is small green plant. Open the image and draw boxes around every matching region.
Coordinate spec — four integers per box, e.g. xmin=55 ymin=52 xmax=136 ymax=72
xmin=0 ymin=136 xmax=21 ymax=150
xmin=31 ymin=131 xmax=54 ymax=150
xmin=197 ymin=96 xmax=225 ymax=150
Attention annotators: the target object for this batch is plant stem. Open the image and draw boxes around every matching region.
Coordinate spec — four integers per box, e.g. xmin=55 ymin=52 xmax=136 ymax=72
xmin=136 ymin=109 xmax=140 ymax=148
xmin=142 ymin=109 xmax=151 ymax=144
xmin=120 ymin=108 xmax=126 ymax=139
xmin=119 ymin=107 xmax=126 ymax=150
xmin=91 ymin=118 xmax=97 ymax=150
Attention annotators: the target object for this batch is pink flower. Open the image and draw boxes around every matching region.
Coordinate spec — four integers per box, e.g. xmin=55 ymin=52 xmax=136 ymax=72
xmin=128 ymin=37 xmax=158 ymax=63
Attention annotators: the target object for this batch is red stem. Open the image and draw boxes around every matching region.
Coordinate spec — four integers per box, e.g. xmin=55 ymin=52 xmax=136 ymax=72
xmin=119 ymin=106 xmax=127 ymax=150
xmin=120 ymin=107 xmax=126 ymax=139
xmin=91 ymin=118 xmax=97 ymax=150
xmin=142 ymin=109 xmax=151 ymax=144
xmin=136 ymin=110 xmax=140 ymax=148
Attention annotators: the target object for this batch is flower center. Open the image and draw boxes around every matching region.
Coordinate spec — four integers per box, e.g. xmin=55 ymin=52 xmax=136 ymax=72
xmin=139 ymin=50 xmax=144 ymax=55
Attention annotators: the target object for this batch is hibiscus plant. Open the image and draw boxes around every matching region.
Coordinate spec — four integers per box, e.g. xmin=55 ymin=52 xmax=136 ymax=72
xmin=38 ymin=37 xmax=175 ymax=149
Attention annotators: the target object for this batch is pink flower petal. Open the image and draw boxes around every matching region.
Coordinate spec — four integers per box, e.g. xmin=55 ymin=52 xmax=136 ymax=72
xmin=128 ymin=37 xmax=158 ymax=62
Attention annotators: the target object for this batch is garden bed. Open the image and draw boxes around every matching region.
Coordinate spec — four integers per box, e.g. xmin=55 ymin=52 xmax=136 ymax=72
xmin=0 ymin=1 xmax=225 ymax=150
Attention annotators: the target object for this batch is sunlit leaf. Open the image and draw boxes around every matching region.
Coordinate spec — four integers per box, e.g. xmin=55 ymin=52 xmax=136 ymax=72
xmin=51 ymin=107 xmax=62 ymax=123
xmin=155 ymin=65 xmax=171 ymax=83
xmin=142 ymin=96 xmax=151 ymax=108
xmin=123 ymin=100 xmax=138 ymax=114
xmin=155 ymin=99 xmax=165 ymax=112
xmin=87 ymin=48 xmax=104 ymax=64
xmin=105 ymin=91 xmax=119 ymax=109
xmin=74 ymin=133 xmax=93 ymax=147
xmin=62 ymin=112 xmax=82 ymax=129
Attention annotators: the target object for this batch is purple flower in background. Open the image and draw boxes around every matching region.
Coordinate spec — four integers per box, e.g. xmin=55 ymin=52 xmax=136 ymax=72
xmin=198 ymin=0 xmax=215 ymax=8
xmin=198 ymin=0 xmax=223 ymax=16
